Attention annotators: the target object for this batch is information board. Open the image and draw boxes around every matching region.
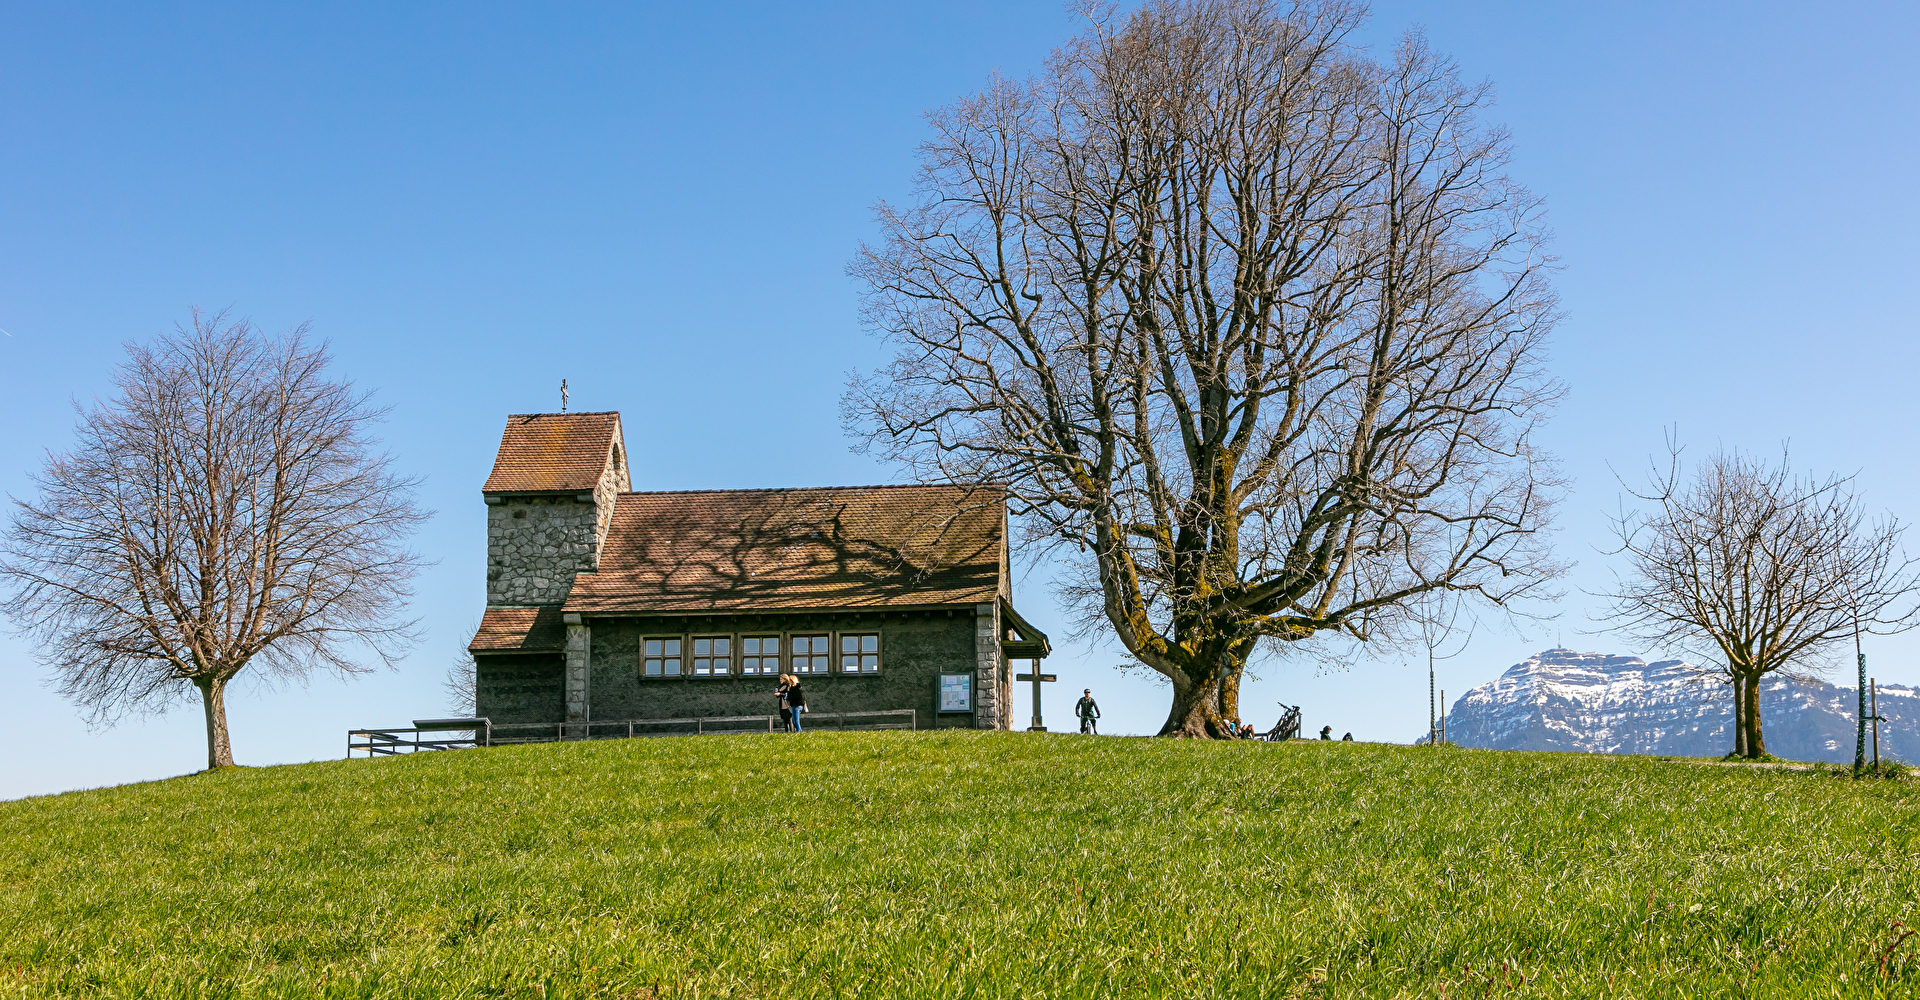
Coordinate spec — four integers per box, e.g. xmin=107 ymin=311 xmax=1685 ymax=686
xmin=938 ymin=673 xmax=973 ymax=713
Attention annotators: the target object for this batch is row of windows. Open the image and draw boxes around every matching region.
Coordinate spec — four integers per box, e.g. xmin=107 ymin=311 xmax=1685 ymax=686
xmin=641 ymin=632 xmax=882 ymax=679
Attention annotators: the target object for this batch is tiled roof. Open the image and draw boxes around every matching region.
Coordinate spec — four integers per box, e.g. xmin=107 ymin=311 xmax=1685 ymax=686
xmin=482 ymin=412 xmax=620 ymax=493
xmin=565 ymin=484 xmax=1005 ymax=614
xmin=468 ymin=606 xmax=569 ymax=653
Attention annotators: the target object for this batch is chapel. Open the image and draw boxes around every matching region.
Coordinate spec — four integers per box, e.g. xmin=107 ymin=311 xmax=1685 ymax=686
xmin=466 ymin=410 xmax=1049 ymax=733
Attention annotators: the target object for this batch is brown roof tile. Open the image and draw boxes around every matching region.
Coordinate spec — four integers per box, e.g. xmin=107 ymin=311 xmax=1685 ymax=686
xmin=482 ymin=412 xmax=620 ymax=493
xmin=469 ymin=606 xmax=569 ymax=652
xmin=565 ymin=484 xmax=1005 ymax=614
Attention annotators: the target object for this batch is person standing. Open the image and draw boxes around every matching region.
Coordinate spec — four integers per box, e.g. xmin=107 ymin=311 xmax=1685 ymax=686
xmin=774 ymin=674 xmax=794 ymax=732
xmin=1075 ymin=688 xmax=1101 ymax=734
xmin=783 ymin=673 xmax=807 ymax=733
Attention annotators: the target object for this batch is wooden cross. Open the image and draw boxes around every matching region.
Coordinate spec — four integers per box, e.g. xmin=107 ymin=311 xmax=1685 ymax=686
xmin=1014 ymin=662 xmax=1055 ymax=732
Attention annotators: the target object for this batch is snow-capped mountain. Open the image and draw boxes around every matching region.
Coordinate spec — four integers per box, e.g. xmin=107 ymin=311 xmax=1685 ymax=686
xmin=1436 ymin=648 xmax=1920 ymax=763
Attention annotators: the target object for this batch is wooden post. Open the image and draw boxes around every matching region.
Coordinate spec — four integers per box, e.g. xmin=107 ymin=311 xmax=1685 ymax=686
xmin=1439 ymin=690 xmax=1446 ymax=746
xmin=1872 ymin=678 xmax=1882 ymax=770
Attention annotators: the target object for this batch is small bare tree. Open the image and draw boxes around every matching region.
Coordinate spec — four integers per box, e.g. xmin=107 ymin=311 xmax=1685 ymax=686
xmin=444 ymin=621 xmax=479 ymax=717
xmin=848 ymin=0 xmax=1563 ymax=736
xmin=1599 ymin=445 xmax=1920 ymax=759
xmin=0 ymin=311 xmax=427 ymax=769
xmin=1411 ymin=587 xmax=1473 ymax=746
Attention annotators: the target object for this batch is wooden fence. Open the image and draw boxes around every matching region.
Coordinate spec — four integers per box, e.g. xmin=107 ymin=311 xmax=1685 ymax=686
xmin=346 ymin=709 xmax=917 ymax=758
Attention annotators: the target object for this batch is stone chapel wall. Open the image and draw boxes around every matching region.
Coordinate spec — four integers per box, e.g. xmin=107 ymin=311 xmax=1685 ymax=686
xmin=484 ymin=429 xmax=625 ymax=606
xmin=485 ymin=496 xmax=601 ymax=606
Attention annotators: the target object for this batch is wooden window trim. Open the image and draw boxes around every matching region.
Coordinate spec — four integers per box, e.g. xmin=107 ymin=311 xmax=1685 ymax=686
xmin=629 ymin=629 xmax=886 ymax=679
xmin=788 ymin=632 xmax=832 ymax=676
xmin=835 ymin=630 xmax=882 ymax=675
xmin=640 ymin=634 xmax=686 ymax=680
xmin=738 ymin=633 xmax=782 ymax=678
xmin=689 ymin=634 xmax=734 ymax=679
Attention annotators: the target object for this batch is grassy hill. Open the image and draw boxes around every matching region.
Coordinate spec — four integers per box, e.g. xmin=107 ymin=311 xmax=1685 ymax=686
xmin=3 ymin=733 xmax=1918 ymax=998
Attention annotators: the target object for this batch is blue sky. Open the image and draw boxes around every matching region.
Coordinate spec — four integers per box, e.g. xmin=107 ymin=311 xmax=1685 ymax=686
xmin=3 ymin=2 xmax=1917 ymax=798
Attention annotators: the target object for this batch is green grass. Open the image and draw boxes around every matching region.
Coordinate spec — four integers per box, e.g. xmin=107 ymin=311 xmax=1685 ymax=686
xmin=4 ymin=733 xmax=1919 ymax=998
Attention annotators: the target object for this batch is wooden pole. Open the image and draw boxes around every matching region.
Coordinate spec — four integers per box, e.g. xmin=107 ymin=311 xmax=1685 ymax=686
xmin=1031 ymin=662 xmax=1044 ymax=731
xmin=1872 ymin=678 xmax=1882 ymax=771
xmin=1439 ymin=689 xmax=1446 ymax=746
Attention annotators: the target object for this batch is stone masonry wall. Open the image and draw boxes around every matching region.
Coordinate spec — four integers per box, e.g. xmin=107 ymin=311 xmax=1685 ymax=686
xmin=486 ymin=496 xmax=600 ymax=606
xmin=586 ymin=612 xmax=980 ymax=728
xmin=592 ymin=438 xmax=629 ymax=567
xmin=474 ymin=653 xmax=566 ymax=725
xmin=564 ymin=621 xmax=591 ymax=724
xmin=974 ymin=602 xmax=1003 ymax=730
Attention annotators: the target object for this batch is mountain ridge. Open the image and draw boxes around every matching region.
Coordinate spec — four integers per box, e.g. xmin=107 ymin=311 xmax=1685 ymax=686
xmin=1438 ymin=648 xmax=1918 ymax=763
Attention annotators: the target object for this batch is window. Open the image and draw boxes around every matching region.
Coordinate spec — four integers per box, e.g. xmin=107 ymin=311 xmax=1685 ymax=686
xmin=790 ymin=634 xmax=831 ymax=674
xmin=840 ymin=633 xmax=880 ymax=674
xmin=691 ymin=636 xmax=732 ymax=677
xmin=740 ymin=636 xmax=781 ymax=676
xmin=642 ymin=637 xmax=682 ymax=678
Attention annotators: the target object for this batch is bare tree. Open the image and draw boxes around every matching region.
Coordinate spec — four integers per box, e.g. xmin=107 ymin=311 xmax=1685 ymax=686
xmin=1411 ymin=587 xmax=1473 ymax=745
xmin=1599 ymin=445 xmax=1920 ymax=759
xmin=847 ymin=0 xmax=1563 ymax=736
xmin=445 ymin=622 xmax=478 ymax=717
xmin=0 ymin=311 xmax=427 ymax=769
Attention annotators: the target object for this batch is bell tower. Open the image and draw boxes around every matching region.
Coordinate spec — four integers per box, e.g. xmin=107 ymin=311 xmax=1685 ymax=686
xmin=478 ymin=411 xmax=628 ymax=725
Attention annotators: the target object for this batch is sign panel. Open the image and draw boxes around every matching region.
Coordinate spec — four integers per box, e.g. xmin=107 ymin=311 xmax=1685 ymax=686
xmin=938 ymin=673 xmax=973 ymax=713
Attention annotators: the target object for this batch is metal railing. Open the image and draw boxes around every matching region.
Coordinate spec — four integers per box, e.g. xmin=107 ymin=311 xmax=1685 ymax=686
xmin=348 ymin=717 xmax=491 ymax=757
xmin=346 ymin=709 xmax=916 ymax=758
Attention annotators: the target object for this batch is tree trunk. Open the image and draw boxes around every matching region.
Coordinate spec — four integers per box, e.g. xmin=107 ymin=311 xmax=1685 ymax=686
xmin=1159 ymin=674 xmax=1234 ymax=738
xmin=1730 ymin=674 xmax=1748 ymax=757
xmin=196 ymin=675 xmax=235 ymax=769
xmin=1743 ymin=672 xmax=1766 ymax=758
xmin=1219 ymin=668 xmax=1243 ymax=727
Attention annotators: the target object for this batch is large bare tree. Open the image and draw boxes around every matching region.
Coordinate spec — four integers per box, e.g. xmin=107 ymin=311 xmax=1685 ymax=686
xmin=847 ymin=0 xmax=1563 ymax=736
xmin=1600 ymin=446 xmax=1920 ymax=759
xmin=0 ymin=312 xmax=427 ymax=769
